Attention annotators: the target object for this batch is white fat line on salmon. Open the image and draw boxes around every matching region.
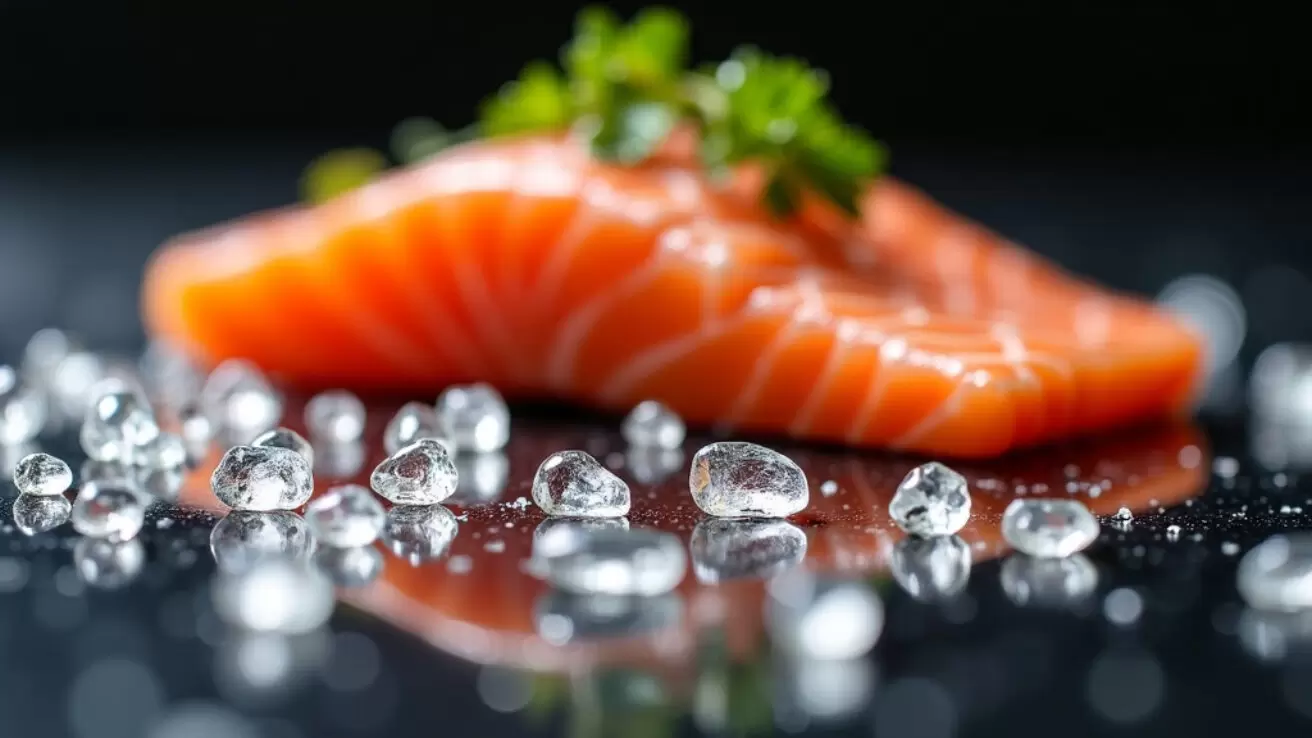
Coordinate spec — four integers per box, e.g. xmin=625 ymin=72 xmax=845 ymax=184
xmin=431 ymin=196 xmax=526 ymax=381
xmin=276 ymin=211 xmax=436 ymax=382
xmin=789 ymin=318 xmax=861 ymax=437
xmin=843 ymin=337 xmax=904 ymax=444
xmin=888 ymin=368 xmax=999 ymax=451
xmin=352 ymin=184 xmax=489 ymax=378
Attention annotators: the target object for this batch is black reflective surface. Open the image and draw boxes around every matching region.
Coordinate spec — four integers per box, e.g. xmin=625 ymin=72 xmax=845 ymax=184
xmin=4 ymin=142 xmax=1312 ymax=738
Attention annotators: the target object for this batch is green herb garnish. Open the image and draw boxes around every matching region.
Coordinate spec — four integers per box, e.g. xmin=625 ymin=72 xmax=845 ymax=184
xmin=307 ymin=7 xmax=884 ymax=218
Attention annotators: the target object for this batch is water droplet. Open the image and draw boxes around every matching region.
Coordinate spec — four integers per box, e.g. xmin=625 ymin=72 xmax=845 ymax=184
xmin=689 ymin=442 xmax=808 ymax=518
xmin=72 ymin=482 xmax=146 ymax=541
xmin=209 ymin=511 xmax=316 ymax=574
xmin=382 ymin=504 xmax=459 ymax=565
xmin=532 ymin=450 xmax=630 ymax=518
xmin=889 ymin=462 xmax=971 ymax=537
xmin=12 ymin=452 xmax=72 ymax=496
xmin=621 ymin=400 xmax=685 ymax=449
xmin=1001 ymin=499 xmax=1099 ymax=557
xmin=370 ymin=438 xmax=458 ymax=505
xmin=890 ymin=535 xmax=972 ymax=602
xmin=436 ymin=383 xmax=510 ymax=453
xmin=211 ymin=445 xmax=314 ymax=511
xmin=820 ymin=480 xmax=839 ymax=497
xmin=688 ymin=518 xmax=807 ymax=583
xmin=304 ymin=390 xmax=366 ymax=443
xmin=541 ymin=527 xmax=685 ymax=596
xmin=304 ymin=484 xmax=386 ymax=547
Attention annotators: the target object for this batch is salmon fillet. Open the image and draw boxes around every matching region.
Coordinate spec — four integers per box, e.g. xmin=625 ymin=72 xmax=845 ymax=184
xmin=141 ymin=135 xmax=1203 ymax=458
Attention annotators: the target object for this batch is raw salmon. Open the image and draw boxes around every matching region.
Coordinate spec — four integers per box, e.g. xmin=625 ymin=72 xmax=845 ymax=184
xmin=142 ymin=135 xmax=1203 ymax=457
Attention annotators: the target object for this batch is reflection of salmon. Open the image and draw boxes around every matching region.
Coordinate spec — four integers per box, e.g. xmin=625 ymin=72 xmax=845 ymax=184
xmin=143 ymin=136 xmax=1202 ymax=458
xmin=177 ymin=419 xmax=1206 ymax=676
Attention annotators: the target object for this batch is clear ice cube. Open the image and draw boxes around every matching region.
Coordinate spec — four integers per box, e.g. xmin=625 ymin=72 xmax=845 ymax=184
xmin=370 ymin=438 xmax=459 ymax=505
xmin=304 ymin=389 xmax=366 ymax=443
xmin=251 ymin=427 xmax=314 ymax=467
xmin=532 ymin=450 xmax=630 ymax=518
xmin=201 ymin=359 xmax=283 ymax=442
xmin=211 ymin=445 xmax=314 ymax=511
xmin=314 ymin=545 xmax=385 ymax=588
xmin=765 ymin=569 xmax=884 ymax=660
xmin=209 ymin=511 xmax=317 ymax=574
xmin=1000 ymin=553 xmax=1099 ymax=608
xmin=12 ymin=452 xmax=73 ymax=496
xmin=890 ymin=535 xmax=972 ymax=602
xmin=80 ymin=388 xmax=159 ymax=462
xmin=72 ymin=482 xmax=147 ymax=541
xmin=0 ymin=364 xmax=47 ymax=444
xmin=689 ymin=442 xmax=808 ymax=518
xmin=304 ymin=484 xmax=386 ymax=548
xmin=212 ymin=559 xmax=334 ymax=634
xmin=382 ymin=504 xmax=459 ymax=565
xmin=74 ymin=538 xmax=146 ymax=590
xmin=888 ymin=462 xmax=971 ymax=537
xmin=1000 ymin=498 xmax=1100 ymax=558
xmin=621 ymin=400 xmax=686 ymax=450
xmin=540 ymin=527 xmax=686 ymax=596
xmin=384 ymin=401 xmax=448 ymax=454
xmin=689 ymin=518 xmax=808 ymax=583
xmin=436 ymin=383 xmax=510 ymax=453
xmin=1237 ymin=534 xmax=1312 ymax=612
xmin=12 ymin=494 xmax=72 ymax=535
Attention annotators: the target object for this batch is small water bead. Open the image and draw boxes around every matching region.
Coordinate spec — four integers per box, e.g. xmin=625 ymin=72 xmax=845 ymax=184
xmin=304 ymin=485 xmax=386 ymax=547
xmin=820 ymin=480 xmax=839 ymax=497
xmin=436 ymin=383 xmax=510 ymax=453
xmin=211 ymin=445 xmax=314 ymax=512
xmin=0 ymin=365 xmax=47 ymax=444
xmin=80 ymin=389 xmax=159 ymax=462
xmin=251 ymin=427 xmax=314 ymax=467
xmin=890 ymin=535 xmax=973 ymax=602
xmin=74 ymin=537 xmax=146 ymax=590
xmin=212 ymin=559 xmax=335 ymax=634
xmin=532 ymin=450 xmax=630 ymax=518
xmin=1166 ymin=525 xmax=1182 ymax=541
xmin=383 ymin=402 xmax=447 ymax=454
xmin=72 ymin=482 xmax=147 ymax=541
xmin=689 ymin=518 xmax=808 ymax=583
xmin=313 ymin=545 xmax=385 ymax=587
xmin=542 ymin=527 xmax=686 ymax=596
xmin=888 ymin=462 xmax=971 ymax=537
xmin=12 ymin=494 xmax=72 ymax=535
xmin=621 ymin=400 xmax=686 ymax=450
xmin=766 ymin=568 xmax=884 ymax=660
xmin=533 ymin=590 xmax=682 ymax=644
xmin=12 ymin=452 xmax=73 ymax=496
xmin=624 ymin=447 xmax=684 ymax=485
xmin=689 ymin=442 xmax=808 ymax=518
xmin=304 ymin=389 xmax=366 ymax=443
xmin=382 ymin=504 xmax=459 ymax=565
xmin=1238 ymin=535 xmax=1312 ymax=611
xmin=1001 ymin=499 xmax=1100 ymax=558
xmin=370 ymin=438 xmax=459 ymax=505
xmin=210 ymin=511 xmax=316 ymax=574
xmin=1000 ymin=553 xmax=1099 ymax=608
xmin=1114 ymin=506 xmax=1133 ymax=522
xmin=201 ymin=359 xmax=283 ymax=441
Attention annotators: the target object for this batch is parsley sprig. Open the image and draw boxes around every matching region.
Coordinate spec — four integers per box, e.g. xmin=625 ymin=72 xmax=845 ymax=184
xmin=302 ymin=7 xmax=885 ymax=217
xmin=480 ymin=6 xmax=885 ymax=216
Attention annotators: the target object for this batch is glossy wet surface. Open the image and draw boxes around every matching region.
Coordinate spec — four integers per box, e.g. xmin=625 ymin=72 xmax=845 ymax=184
xmin=4 ymin=401 xmax=1312 ymax=738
